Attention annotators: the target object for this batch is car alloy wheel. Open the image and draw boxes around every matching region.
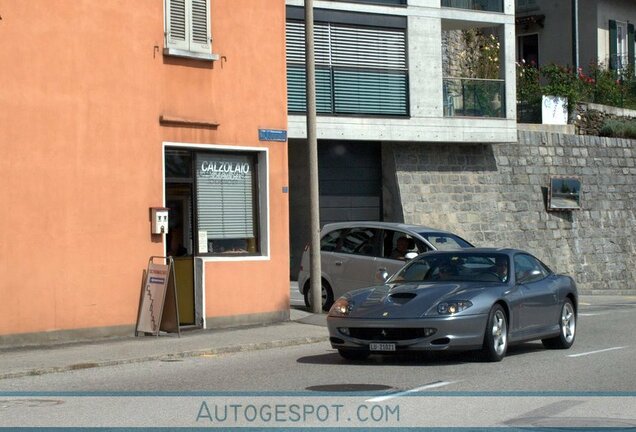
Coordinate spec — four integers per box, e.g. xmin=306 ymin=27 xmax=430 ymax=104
xmin=303 ymin=281 xmax=334 ymax=312
xmin=482 ymin=304 xmax=508 ymax=362
xmin=561 ymin=301 xmax=576 ymax=343
xmin=542 ymin=298 xmax=576 ymax=349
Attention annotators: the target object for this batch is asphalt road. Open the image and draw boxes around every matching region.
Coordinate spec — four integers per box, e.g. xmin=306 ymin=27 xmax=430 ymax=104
xmin=2 ymin=300 xmax=635 ymax=393
xmin=1 ymin=299 xmax=635 ymax=428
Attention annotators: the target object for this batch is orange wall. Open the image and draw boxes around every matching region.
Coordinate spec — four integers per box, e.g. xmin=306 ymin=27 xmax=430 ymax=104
xmin=0 ymin=1 xmax=289 ymax=337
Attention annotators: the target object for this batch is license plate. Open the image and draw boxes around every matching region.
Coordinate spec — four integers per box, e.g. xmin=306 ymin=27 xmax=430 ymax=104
xmin=370 ymin=343 xmax=396 ymax=352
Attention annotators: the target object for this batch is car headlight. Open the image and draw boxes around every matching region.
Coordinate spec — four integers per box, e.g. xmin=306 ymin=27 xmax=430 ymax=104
xmin=437 ymin=301 xmax=473 ymax=315
xmin=329 ymin=298 xmax=354 ymax=317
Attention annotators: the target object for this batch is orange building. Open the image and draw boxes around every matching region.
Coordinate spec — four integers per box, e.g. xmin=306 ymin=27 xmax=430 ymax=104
xmin=0 ymin=0 xmax=290 ymax=345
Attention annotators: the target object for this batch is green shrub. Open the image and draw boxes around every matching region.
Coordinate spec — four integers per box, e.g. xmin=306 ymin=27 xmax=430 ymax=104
xmin=541 ymin=64 xmax=583 ymax=113
xmin=516 ymin=61 xmax=541 ymax=122
xmin=599 ymin=118 xmax=636 ymax=139
xmin=588 ymin=63 xmax=627 ymax=107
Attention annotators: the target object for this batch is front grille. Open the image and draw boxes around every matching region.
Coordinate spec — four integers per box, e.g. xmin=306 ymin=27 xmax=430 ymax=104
xmin=348 ymin=328 xmax=433 ymax=341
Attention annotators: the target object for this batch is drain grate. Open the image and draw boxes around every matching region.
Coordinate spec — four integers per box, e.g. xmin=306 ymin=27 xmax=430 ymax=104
xmin=306 ymin=384 xmax=393 ymax=392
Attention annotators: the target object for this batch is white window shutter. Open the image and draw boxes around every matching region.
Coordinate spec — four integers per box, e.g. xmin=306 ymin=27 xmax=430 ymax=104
xmin=166 ymin=0 xmax=189 ymax=51
xmin=189 ymin=0 xmax=211 ymax=54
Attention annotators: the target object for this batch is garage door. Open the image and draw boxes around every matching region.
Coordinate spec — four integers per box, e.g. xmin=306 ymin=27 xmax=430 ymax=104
xmin=319 ymin=141 xmax=382 ymax=225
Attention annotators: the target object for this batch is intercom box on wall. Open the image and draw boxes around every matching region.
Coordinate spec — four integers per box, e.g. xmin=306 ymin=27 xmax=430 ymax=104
xmin=150 ymin=207 xmax=169 ymax=234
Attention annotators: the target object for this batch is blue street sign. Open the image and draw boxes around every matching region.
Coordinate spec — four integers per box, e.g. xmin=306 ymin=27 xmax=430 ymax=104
xmin=258 ymin=129 xmax=288 ymax=142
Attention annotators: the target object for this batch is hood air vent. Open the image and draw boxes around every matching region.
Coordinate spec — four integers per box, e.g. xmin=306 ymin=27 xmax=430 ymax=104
xmin=389 ymin=292 xmax=416 ymax=304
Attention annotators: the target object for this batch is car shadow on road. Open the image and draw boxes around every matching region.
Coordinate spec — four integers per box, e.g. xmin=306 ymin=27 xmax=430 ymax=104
xmin=296 ymin=342 xmax=547 ymax=366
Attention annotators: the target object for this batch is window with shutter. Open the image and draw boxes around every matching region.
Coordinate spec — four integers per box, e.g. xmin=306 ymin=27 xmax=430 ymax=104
xmin=165 ymin=0 xmax=217 ymax=60
xmin=609 ymin=20 xmax=618 ymax=69
xmin=286 ymin=19 xmax=408 ymax=116
xmin=628 ymin=24 xmax=635 ymax=71
xmin=609 ymin=19 xmax=630 ymax=71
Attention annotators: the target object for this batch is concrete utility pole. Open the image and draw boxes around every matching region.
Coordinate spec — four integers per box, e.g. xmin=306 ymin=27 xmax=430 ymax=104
xmin=305 ymin=0 xmax=323 ymax=314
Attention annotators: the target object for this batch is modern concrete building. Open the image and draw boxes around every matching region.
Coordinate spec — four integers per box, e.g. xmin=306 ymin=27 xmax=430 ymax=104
xmin=286 ymin=0 xmax=518 ymax=280
xmin=0 ymin=0 xmax=290 ymax=345
xmin=516 ymin=0 xmax=636 ymax=71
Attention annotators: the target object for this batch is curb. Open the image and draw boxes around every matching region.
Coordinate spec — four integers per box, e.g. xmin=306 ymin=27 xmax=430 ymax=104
xmin=0 ymin=336 xmax=329 ymax=381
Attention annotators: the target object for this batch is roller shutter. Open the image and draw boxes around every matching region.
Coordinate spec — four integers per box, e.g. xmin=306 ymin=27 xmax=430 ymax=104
xmin=286 ymin=20 xmax=408 ymax=116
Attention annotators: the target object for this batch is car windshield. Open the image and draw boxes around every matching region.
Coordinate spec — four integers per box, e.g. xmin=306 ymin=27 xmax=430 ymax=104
xmin=418 ymin=232 xmax=473 ymax=250
xmin=389 ymin=253 xmax=509 ymax=284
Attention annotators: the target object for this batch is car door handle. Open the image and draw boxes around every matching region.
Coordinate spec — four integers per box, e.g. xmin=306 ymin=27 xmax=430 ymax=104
xmin=335 ymin=261 xmax=343 ymax=266
xmin=377 ymin=267 xmax=387 ymax=272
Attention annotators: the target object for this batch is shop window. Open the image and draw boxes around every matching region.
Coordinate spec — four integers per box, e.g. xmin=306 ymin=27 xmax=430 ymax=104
xmin=165 ymin=148 xmax=265 ymax=258
xmin=195 ymin=152 xmax=259 ymax=255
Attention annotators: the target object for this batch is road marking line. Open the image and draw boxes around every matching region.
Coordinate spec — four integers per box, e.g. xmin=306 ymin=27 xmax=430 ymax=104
xmin=568 ymin=346 xmax=627 ymax=358
xmin=579 ymin=313 xmax=605 ymax=316
xmin=366 ymin=381 xmax=456 ymax=402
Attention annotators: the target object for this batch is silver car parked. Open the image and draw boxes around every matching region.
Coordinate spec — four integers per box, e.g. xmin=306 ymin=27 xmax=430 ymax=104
xmin=297 ymin=222 xmax=473 ymax=310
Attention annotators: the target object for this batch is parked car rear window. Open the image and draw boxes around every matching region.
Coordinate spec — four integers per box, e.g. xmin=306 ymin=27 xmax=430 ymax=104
xmin=419 ymin=233 xmax=472 ymax=250
xmin=320 ymin=227 xmax=381 ymax=256
xmin=321 ymin=229 xmax=346 ymax=252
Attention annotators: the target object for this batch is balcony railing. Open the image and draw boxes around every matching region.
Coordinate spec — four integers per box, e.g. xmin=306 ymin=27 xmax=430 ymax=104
xmin=441 ymin=0 xmax=503 ymax=13
xmin=288 ymin=65 xmax=409 ymax=117
xmin=443 ymin=78 xmax=505 ymax=118
xmin=328 ymin=0 xmax=406 ymax=4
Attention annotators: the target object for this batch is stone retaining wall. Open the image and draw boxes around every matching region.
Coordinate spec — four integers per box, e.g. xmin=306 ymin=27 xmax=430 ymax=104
xmin=388 ymin=130 xmax=636 ymax=294
xmin=576 ymin=102 xmax=636 ymax=136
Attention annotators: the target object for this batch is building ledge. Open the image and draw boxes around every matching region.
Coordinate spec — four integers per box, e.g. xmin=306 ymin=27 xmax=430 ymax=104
xmin=517 ymin=123 xmax=575 ymax=135
xmin=163 ymin=48 xmax=220 ymax=62
xmin=159 ymin=115 xmax=219 ymax=129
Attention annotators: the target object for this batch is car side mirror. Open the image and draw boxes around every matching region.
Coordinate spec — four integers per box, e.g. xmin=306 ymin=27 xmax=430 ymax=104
xmin=405 ymin=252 xmax=418 ymax=261
xmin=517 ymin=269 xmax=543 ymax=284
xmin=376 ymin=269 xmax=390 ymax=283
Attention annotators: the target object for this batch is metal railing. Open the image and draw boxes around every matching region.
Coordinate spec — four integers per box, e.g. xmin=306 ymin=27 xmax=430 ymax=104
xmin=443 ymin=77 xmax=505 ymax=118
xmin=609 ymin=54 xmax=630 ymax=72
xmin=288 ymin=65 xmax=409 ymax=116
xmin=441 ymin=0 xmax=504 ymax=13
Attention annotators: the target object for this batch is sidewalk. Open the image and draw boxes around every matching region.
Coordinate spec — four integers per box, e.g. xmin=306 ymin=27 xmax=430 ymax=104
xmin=0 ymin=295 xmax=634 ymax=381
xmin=0 ymin=308 xmax=327 ymax=381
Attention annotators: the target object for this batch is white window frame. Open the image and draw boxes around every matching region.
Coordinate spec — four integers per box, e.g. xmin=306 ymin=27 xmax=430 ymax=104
xmin=164 ymin=0 xmax=219 ymax=61
xmin=162 ymin=142 xmax=270 ymax=262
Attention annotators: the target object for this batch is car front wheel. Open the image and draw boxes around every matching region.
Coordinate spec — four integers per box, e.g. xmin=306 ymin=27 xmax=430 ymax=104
xmin=482 ymin=304 xmax=508 ymax=362
xmin=303 ymin=280 xmax=334 ymax=312
xmin=542 ymin=298 xmax=576 ymax=349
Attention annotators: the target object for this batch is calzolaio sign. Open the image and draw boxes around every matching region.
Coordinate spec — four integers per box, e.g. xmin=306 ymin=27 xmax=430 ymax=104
xmin=199 ymin=160 xmax=250 ymax=181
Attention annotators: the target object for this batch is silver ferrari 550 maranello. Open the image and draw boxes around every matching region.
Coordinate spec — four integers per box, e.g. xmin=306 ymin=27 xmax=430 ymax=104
xmin=327 ymin=248 xmax=578 ymax=362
